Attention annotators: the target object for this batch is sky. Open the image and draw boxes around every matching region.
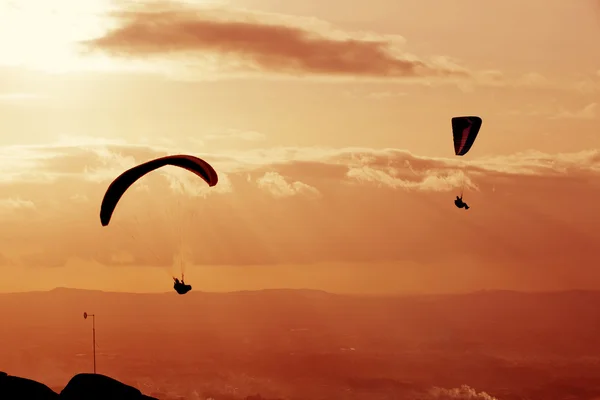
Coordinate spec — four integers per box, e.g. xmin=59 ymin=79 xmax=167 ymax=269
xmin=0 ymin=0 xmax=599 ymax=294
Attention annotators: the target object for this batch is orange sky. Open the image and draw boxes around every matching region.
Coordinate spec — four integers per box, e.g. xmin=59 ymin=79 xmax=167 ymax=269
xmin=0 ymin=0 xmax=599 ymax=294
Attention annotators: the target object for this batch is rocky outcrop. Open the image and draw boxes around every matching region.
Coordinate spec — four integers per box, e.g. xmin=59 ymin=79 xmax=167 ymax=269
xmin=0 ymin=371 xmax=59 ymax=400
xmin=60 ymin=373 xmax=158 ymax=400
xmin=0 ymin=372 xmax=157 ymax=400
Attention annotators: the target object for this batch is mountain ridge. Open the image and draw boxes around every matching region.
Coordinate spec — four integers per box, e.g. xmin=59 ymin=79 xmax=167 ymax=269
xmin=3 ymin=286 xmax=600 ymax=297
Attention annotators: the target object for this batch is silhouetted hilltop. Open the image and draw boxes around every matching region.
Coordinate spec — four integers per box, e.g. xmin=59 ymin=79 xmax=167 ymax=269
xmin=0 ymin=371 xmax=157 ymax=400
xmin=0 ymin=371 xmax=58 ymax=400
xmin=60 ymin=373 xmax=157 ymax=399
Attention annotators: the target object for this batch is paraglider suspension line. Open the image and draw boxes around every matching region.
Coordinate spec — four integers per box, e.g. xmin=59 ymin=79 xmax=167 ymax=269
xmin=459 ymin=161 xmax=467 ymax=198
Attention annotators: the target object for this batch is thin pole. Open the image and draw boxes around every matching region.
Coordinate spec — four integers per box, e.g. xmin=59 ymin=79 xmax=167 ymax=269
xmin=84 ymin=312 xmax=97 ymax=374
xmin=92 ymin=315 xmax=96 ymax=374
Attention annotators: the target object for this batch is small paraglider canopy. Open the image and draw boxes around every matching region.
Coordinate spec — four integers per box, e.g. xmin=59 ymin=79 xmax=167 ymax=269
xmin=452 ymin=116 xmax=482 ymax=157
xmin=451 ymin=116 xmax=482 ymax=208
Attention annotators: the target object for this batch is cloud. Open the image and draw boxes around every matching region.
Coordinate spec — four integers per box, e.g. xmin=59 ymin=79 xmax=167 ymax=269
xmin=366 ymin=91 xmax=408 ymax=99
xmin=344 ymin=88 xmax=410 ymax=100
xmin=5 ymin=139 xmax=598 ymax=187
xmin=0 ymin=92 xmax=48 ymax=103
xmin=83 ymin=2 xmax=470 ymax=82
xmin=345 ymin=90 xmax=408 ymax=100
xmin=505 ymin=102 xmax=598 ymax=120
xmin=162 ymin=165 xmax=233 ymax=196
xmin=204 ymin=129 xmax=266 ymax=142
xmin=73 ymin=3 xmax=598 ymax=92
xmin=516 ymin=72 xmax=550 ymax=87
xmin=256 ymin=171 xmax=320 ymax=198
xmin=428 ymin=385 xmax=499 ymax=400
xmin=0 ymin=137 xmax=599 ymax=289
xmin=70 ymin=193 xmax=89 ymax=203
xmin=346 ymin=163 xmax=469 ymax=192
xmin=473 ymin=70 xmax=600 ymax=94
xmin=551 ymin=102 xmax=597 ymax=120
xmin=474 ymin=70 xmax=549 ymax=89
xmin=0 ymin=197 xmax=35 ymax=209
xmin=572 ymin=77 xmax=600 ymax=94
xmin=0 ymin=252 xmax=16 ymax=266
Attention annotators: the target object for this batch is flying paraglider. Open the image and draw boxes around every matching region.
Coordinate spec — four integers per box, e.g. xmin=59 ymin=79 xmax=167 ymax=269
xmin=99 ymin=154 xmax=218 ymax=293
xmin=451 ymin=116 xmax=482 ymax=210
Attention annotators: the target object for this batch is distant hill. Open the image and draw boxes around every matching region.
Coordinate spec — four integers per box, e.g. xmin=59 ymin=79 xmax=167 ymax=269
xmin=3 ymin=287 xmax=600 ymax=358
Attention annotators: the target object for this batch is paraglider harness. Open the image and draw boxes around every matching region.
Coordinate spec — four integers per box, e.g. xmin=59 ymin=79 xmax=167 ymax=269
xmin=454 ymin=195 xmax=470 ymax=210
xmin=173 ymin=274 xmax=192 ymax=295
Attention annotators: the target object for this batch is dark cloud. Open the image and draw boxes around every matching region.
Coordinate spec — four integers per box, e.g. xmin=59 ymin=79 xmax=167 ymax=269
xmin=84 ymin=5 xmax=469 ymax=79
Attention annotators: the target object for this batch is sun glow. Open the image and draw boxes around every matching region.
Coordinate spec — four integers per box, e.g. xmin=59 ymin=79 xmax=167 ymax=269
xmin=0 ymin=0 xmax=153 ymax=73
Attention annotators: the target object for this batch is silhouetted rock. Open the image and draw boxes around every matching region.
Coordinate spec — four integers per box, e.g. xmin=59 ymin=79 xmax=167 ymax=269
xmin=0 ymin=372 xmax=157 ymax=400
xmin=0 ymin=371 xmax=59 ymax=400
xmin=60 ymin=373 xmax=158 ymax=400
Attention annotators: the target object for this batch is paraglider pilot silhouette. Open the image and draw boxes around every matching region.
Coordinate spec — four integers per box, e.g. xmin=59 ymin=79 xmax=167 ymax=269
xmin=454 ymin=195 xmax=469 ymax=210
xmin=173 ymin=275 xmax=192 ymax=295
xmin=451 ymin=116 xmax=482 ymax=211
xmin=98 ymin=154 xmax=219 ymax=296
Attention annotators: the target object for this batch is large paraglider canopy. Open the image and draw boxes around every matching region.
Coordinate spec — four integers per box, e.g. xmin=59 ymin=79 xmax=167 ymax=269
xmin=452 ymin=116 xmax=482 ymax=157
xmin=99 ymin=154 xmax=218 ymax=227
